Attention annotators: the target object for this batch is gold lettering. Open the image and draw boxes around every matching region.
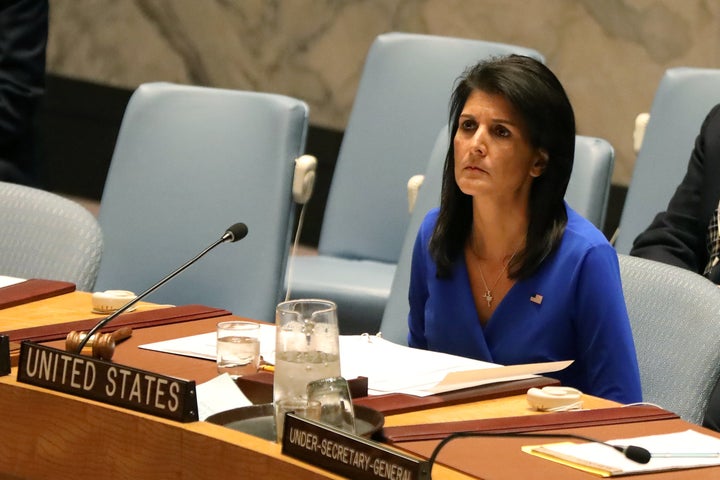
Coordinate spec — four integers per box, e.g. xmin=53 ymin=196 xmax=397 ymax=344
xmin=59 ymin=354 xmax=73 ymax=384
xmin=40 ymin=349 xmax=54 ymax=380
xmin=106 ymin=367 xmax=117 ymax=396
xmin=24 ymin=347 xmax=38 ymax=377
xmin=143 ymin=375 xmax=157 ymax=405
xmin=129 ymin=373 xmax=142 ymax=402
xmin=167 ymin=381 xmax=179 ymax=412
xmin=117 ymin=368 xmax=132 ymax=399
xmin=82 ymin=361 xmax=96 ymax=390
xmin=154 ymin=377 xmax=168 ymax=409
xmin=70 ymin=357 xmax=84 ymax=388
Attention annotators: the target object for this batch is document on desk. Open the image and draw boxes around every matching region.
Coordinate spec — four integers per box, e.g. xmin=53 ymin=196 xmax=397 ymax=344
xmin=0 ymin=275 xmax=25 ymax=289
xmin=140 ymin=331 xmax=571 ymax=397
xmin=524 ymin=429 xmax=720 ymax=476
xmin=139 ymin=323 xmax=278 ymax=362
xmin=196 ymin=373 xmax=253 ymax=420
xmin=338 ymin=335 xmax=571 ymax=396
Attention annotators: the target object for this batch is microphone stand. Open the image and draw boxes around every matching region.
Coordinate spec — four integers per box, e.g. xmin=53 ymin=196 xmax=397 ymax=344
xmin=427 ymin=430 xmax=651 ymax=477
xmin=75 ymin=223 xmax=247 ymax=353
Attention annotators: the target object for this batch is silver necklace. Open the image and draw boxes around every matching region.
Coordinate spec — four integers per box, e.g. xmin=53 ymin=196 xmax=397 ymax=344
xmin=477 ymin=249 xmax=519 ymax=308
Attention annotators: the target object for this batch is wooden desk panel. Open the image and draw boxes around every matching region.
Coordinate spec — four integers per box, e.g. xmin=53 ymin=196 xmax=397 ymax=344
xmin=395 ymin=419 xmax=720 ymax=479
xmin=0 ymin=369 xmax=474 ymax=479
xmin=0 ymin=371 xmax=345 ymax=479
xmin=4 ymin=291 xmax=720 ymax=479
xmin=0 ymin=290 xmax=159 ymax=328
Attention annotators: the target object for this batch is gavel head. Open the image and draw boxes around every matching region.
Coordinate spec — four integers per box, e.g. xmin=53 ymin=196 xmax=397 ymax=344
xmin=65 ymin=330 xmax=116 ymax=360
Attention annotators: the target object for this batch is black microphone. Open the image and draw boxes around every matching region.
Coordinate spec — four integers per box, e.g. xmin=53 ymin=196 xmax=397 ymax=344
xmin=427 ymin=430 xmax=651 ymax=476
xmin=74 ymin=222 xmax=249 ymax=354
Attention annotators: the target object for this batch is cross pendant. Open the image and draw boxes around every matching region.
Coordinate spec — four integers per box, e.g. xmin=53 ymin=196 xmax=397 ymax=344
xmin=484 ymin=290 xmax=493 ymax=307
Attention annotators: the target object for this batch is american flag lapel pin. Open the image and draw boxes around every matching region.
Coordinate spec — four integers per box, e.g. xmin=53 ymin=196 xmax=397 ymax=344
xmin=530 ymin=293 xmax=543 ymax=305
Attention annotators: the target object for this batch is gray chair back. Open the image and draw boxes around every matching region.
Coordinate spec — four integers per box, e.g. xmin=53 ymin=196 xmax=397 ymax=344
xmin=0 ymin=181 xmax=103 ymax=291
xmin=618 ymin=254 xmax=720 ymax=424
xmin=380 ymin=128 xmax=448 ymax=344
xmin=380 ymin=130 xmax=617 ymax=344
xmin=615 ymin=67 xmax=720 ymax=253
xmin=566 ymin=136 xmax=614 ymax=230
xmin=94 ymin=83 xmax=308 ymax=322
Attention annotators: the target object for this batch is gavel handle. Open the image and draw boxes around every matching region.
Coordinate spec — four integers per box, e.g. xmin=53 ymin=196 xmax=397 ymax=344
xmin=110 ymin=326 xmax=132 ymax=343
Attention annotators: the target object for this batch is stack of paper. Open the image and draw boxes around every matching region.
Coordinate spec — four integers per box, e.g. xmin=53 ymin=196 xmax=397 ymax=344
xmin=0 ymin=275 xmax=25 ymax=288
xmin=140 ymin=330 xmax=571 ymax=397
xmin=524 ymin=429 xmax=720 ymax=476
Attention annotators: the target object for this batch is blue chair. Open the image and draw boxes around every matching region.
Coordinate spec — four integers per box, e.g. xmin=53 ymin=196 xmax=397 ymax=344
xmin=286 ymin=32 xmax=544 ymax=334
xmin=615 ymin=67 xmax=720 ymax=254
xmin=380 ymin=129 xmax=617 ymax=345
xmin=0 ymin=181 xmax=103 ymax=292
xmin=94 ymin=83 xmax=309 ymax=323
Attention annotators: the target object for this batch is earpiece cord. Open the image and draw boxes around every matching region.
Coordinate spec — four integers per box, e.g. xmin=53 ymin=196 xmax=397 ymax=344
xmin=284 ymin=201 xmax=307 ymax=302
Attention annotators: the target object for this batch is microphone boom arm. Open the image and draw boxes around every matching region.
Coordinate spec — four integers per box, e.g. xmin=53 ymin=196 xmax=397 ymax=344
xmin=75 ymin=223 xmax=247 ymax=354
xmin=427 ymin=430 xmax=651 ymax=476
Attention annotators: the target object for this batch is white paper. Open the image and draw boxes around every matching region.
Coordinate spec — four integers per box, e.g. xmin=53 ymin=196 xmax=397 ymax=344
xmin=534 ymin=429 xmax=720 ymax=475
xmin=338 ymin=336 xmax=570 ymax=396
xmin=139 ymin=323 xmax=277 ymax=362
xmin=140 ymin=329 xmax=571 ymax=397
xmin=430 ymin=360 xmax=574 ymax=394
xmin=0 ymin=276 xmax=25 ymax=289
xmin=196 ymin=373 xmax=253 ymax=420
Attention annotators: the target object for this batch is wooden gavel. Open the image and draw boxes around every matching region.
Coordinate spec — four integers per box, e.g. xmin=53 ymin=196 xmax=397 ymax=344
xmin=65 ymin=326 xmax=133 ymax=361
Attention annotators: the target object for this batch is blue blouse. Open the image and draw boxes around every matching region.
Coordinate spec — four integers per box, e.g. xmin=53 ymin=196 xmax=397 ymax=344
xmin=408 ymin=205 xmax=642 ymax=404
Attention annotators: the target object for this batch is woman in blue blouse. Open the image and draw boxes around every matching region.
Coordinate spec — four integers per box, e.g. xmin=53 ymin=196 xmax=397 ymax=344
xmin=408 ymin=55 xmax=642 ymax=404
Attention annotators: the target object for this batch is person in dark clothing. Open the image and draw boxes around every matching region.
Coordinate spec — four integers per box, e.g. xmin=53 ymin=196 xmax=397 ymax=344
xmin=630 ymin=103 xmax=720 ymax=431
xmin=0 ymin=0 xmax=49 ymax=186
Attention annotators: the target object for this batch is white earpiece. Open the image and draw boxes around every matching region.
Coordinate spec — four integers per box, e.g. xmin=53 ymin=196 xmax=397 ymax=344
xmin=527 ymin=386 xmax=583 ymax=411
xmin=91 ymin=290 xmax=137 ymax=314
xmin=292 ymin=154 xmax=317 ymax=204
xmin=407 ymin=174 xmax=424 ymax=213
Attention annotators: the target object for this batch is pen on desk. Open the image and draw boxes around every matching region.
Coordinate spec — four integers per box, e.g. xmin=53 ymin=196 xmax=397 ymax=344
xmin=651 ymin=452 xmax=720 ymax=458
xmin=259 ymin=364 xmax=275 ymax=372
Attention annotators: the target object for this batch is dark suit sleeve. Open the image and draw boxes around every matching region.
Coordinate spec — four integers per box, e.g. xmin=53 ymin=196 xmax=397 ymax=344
xmin=0 ymin=0 xmax=48 ymax=148
xmin=630 ymin=104 xmax=720 ymax=274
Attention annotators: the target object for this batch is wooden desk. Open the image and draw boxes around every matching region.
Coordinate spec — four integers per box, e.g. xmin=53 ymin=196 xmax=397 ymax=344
xmin=0 ymin=293 xmax=470 ymax=479
xmin=393 ymin=418 xmax=720 ymax=479
xmin=2 ymin=292 xmax=720 ymax=479
xmin=0 ymin=290 xmax=161 ymax=329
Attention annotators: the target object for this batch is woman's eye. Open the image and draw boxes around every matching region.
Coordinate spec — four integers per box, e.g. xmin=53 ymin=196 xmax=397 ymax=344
xmin=494 ymin=125 xmax=510 ymax=137
xmin=460 ymin=119 xmax=476 ymax=130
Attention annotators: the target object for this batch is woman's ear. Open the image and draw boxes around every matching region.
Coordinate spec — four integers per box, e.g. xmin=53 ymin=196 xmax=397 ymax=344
xmin=530 ymin=149 xmax=549 ymax=178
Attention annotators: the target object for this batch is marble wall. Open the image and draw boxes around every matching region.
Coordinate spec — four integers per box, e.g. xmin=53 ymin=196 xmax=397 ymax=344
xmin=47 ymin=0 xmax=720 ymax=185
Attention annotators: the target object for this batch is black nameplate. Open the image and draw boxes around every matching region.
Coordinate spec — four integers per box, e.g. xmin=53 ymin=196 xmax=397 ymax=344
xmin=282 ymin=412 xmax=430 ymax=480
xmin=0 ymin=335 xmax=9 ymax=376
xmin=17 ymin=341 xmax=198 ymax=422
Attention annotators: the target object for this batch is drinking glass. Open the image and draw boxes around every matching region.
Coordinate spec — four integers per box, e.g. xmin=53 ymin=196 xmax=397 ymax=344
xmin=216 ymin=321 xmax=261 ymax=377
xmin=275 ymin=398 xmax=321 ymax=443
xmin=273 ymin=299 xmax=341 ymax=438
xmin=307 ymin=376 xmax=356 ymax=434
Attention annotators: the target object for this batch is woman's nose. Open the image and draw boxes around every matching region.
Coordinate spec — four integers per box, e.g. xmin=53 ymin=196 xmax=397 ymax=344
xmin=472 ymin=127 xmax=487 ymax=153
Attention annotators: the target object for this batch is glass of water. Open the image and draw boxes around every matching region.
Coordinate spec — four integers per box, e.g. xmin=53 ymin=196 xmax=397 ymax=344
xmin=216 ymin=321 xmax=261 ymax=377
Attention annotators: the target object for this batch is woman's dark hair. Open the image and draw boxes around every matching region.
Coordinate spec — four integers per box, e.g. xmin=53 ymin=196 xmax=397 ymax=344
xmin=429 ymin=54 xmax=576 ymax=278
